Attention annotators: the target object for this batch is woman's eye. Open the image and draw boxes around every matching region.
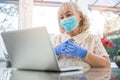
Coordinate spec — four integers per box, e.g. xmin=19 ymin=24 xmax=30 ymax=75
xmin=66 ymin=14 xmax=72 ymax=17
xmin=60 ymin=16 xmax=64 ymax=19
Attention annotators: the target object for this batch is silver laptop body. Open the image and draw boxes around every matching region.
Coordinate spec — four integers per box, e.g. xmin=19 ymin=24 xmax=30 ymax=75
xmin=1 ymin=27 xmax=82 ymax=71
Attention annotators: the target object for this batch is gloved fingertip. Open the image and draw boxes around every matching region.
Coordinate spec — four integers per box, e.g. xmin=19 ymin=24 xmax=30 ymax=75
xmin=68 ymin=40 xmax=74 ymax=43
xmin=68 ymin=39 xmax=73 ymax=42
xmin=66 ymin=40 xmax=74 ymax=46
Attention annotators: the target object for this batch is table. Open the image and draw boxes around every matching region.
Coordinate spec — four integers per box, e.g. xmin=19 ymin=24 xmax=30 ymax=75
xmin=0 ymin=67 xmax=120 ymax=80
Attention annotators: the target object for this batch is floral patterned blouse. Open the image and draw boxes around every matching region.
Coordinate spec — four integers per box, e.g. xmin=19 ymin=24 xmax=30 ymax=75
xmin=51 ymin=30 xmax=109 ymax=69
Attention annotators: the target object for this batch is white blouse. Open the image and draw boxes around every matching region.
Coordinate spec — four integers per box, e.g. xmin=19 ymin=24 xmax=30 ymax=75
xmin=52 ymin=31 xmax=109 ymax=69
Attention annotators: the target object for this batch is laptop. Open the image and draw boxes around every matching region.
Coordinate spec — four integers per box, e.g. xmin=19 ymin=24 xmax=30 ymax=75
xmin=1 ymin=27 xmax=82 ymax=71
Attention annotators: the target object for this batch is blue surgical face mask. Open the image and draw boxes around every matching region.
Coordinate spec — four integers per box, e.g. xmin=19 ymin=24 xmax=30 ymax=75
xmin=60 ymin=16 xmax=78 ymax=32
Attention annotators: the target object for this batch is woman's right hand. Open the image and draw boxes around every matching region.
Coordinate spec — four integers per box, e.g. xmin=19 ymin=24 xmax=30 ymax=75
xmin=54 ymin=41 xmax=68 ymax=55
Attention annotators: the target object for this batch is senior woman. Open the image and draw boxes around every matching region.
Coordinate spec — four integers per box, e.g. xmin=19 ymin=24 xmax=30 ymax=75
xmin=52 ymin=2 xmax=110 ymax=69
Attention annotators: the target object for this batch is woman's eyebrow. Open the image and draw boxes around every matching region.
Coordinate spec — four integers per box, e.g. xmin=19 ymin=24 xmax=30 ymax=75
xmin=59 ymin=11 xmax=72 ymax=17
xmin=65 ymin=11 xmax=71 ymax=14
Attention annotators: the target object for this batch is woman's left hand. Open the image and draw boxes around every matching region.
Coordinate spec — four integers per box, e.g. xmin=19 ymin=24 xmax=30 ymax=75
xmin=64 ymin=40 xmax=88 ymax=58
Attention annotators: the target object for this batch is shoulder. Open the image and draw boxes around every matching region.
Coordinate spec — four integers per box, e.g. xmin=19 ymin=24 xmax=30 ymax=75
xmin=87 ymin=33 xmax=109 ymax=56
xmin=81 ymin=31 xmax=101 ymax=43
xmin=87 ymin=33 xmax=101 ymax=42
xmin=86 ymin=32 xmax=103 ymax=48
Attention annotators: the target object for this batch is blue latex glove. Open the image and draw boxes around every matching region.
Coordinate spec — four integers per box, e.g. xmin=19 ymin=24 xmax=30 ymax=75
xmin=64 ymin=40 xmax=87 ymax=58
xmin=54 ymin=41 xmax=68 ymax=55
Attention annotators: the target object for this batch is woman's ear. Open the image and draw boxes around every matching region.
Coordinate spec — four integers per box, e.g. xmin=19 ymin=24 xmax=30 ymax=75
xmin=75 ymin=11 xmax=82 ymax=23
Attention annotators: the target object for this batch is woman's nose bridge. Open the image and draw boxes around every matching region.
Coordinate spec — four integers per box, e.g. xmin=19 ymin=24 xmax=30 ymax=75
xmin=63 ymin=15 xmax=68 ymax=19
xmin=63 ymin=14 xmax=68 ymax=19
xmin=64 ymin=15 xmax=67 ymax=18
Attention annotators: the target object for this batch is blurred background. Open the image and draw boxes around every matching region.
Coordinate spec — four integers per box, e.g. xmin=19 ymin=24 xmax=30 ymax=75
xmin=0 ymin=0 xmax=120 ymax=61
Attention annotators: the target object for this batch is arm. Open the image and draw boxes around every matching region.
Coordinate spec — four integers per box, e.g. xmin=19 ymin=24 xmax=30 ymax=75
xmin=63 ymin=40 xmax=111 ymax=68
xmin=84 ymin=52 xmax=111 ymax=67
xmin=84 ymin=35 xmax=111 ymax=67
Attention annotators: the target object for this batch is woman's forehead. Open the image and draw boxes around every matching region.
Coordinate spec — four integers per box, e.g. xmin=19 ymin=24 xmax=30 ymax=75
xmin=59 ymin=3 xmax=74 ymax=15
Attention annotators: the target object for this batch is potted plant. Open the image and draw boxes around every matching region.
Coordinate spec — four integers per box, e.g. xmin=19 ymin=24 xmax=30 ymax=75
xmin=113 ymin=49 xmax=120 ymax=68
xmin=101 ymin=37 xmax=114 ymax=54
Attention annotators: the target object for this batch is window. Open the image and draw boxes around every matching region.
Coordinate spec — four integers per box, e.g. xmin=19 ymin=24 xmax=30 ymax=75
xmin=0 ymin=3 xmax=18 ymax=60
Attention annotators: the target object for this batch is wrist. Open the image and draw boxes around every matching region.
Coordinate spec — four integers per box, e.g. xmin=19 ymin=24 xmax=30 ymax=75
xmin=54 ymin=47 xmax=60 ymax=55
xmin=80 ymin=49 xmax=87 ymax=58
xmin=83 ymin=52 xmax=89 ymax=60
